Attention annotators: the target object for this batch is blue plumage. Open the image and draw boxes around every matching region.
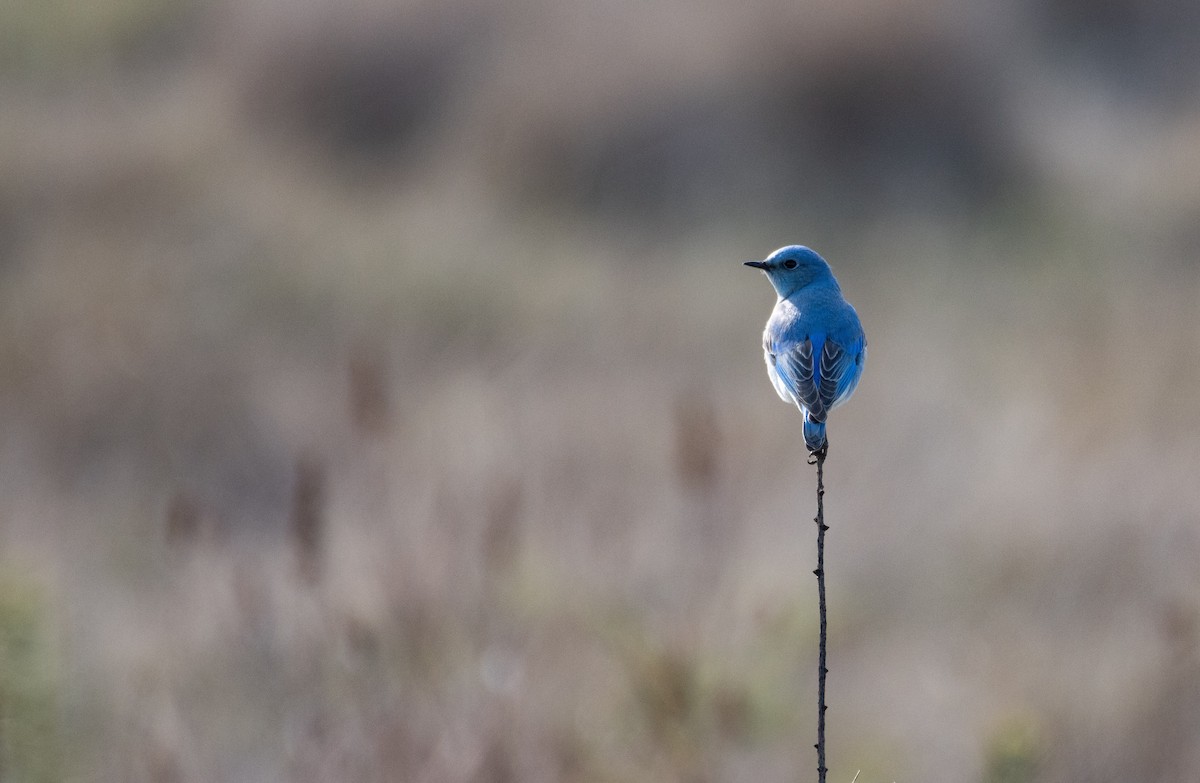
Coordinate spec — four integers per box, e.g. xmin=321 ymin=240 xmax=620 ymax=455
xmin=745 ymin=246 xmax=866 ymax=454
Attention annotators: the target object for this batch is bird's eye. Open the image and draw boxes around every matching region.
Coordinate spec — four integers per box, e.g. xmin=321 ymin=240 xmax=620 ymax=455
xmin=783 ymin=259 xmax=798 ymax=269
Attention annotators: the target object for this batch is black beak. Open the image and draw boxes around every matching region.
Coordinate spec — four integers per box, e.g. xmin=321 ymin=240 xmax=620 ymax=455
xmin=743 ymin=260 xmax=768 ymax=270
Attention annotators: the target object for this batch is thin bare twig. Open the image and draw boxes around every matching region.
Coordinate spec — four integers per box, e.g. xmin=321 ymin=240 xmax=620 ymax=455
xmin=813 ymin=447 xmax=829 ymax=783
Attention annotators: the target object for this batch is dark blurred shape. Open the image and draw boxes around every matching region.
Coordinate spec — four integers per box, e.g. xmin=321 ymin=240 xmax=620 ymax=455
xmin=622 ymin=643 xmax=719 ymax=779
xmin=164 ymin=490 xmax=202 ymax=546
xmin=631 ymin=646 xmax=696 ymax=742
xmin=391 ymin=595 xmax=444 ymax=677
xmin=0 ymin=194 xmax=25 ymax=278
xmin=1032 ymin=0 xmax=1200 ymax=103
xmin=674 ymin=393 xmax=721 ymax=493
xmin=501 ymin=97 xmax=763 ymax=228
xmin=551 ymin=732 xmax=588 ymax=782
xmin=497 ymin=35 xmax=1029 ymax=228
xmin=476 ymin=739 xmax=516 ymax=783
xmin=231 ymin=556 xmax=269 ymax=637
xmin=290 ymin=453 xmax=327 ymax=584
xmin=341 ymin=613 xmax=381 ymax=662
xmin=766 ymin=37 xmax=1026 ymax=217
xmin=110 ymin=0 xmax=209 ymax=71
xmin=348 ymin=341 xmax=391 ymax=436
xmin=245 ymin=13 xmax=485 ymax=177
xmin=482 ymin=477 xmax=523 ymax=578
xmin=674 ymin=391 xmax=734 ymax=594
xmin=1160 ymin=598 xmax=1199 ymax=658
xmin=712 ymin=684 xmax=752 ymax=743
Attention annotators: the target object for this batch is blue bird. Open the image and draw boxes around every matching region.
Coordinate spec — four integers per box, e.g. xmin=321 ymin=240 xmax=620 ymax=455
xmin=745 ymin=246 xmax=866 ymax=456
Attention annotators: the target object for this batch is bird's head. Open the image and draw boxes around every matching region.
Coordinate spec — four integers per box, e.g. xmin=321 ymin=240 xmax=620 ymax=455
xmin=743 ymin=245 xmax=836 ymax=298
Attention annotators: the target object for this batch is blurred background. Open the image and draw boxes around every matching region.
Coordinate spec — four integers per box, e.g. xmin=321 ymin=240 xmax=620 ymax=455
xmin=2 ymin=0 xmax=1200 ymax=780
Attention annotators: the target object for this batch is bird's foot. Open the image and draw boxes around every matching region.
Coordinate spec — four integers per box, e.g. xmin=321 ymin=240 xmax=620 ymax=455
xmin=806 ymin=444 xmax=828 ymax=464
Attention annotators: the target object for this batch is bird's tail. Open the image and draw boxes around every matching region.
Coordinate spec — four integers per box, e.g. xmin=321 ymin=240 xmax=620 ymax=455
xmin=803 ymin=416 xmax=827 ymax=453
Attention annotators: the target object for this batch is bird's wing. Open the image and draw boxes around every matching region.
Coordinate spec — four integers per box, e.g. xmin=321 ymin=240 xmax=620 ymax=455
xmin=771 ymin=337 xmax=821 ymax=418
xmin=775 ymin=333 xmax=864 ymax=419
xmin=826 ymin=334 xmax=865 ymax=411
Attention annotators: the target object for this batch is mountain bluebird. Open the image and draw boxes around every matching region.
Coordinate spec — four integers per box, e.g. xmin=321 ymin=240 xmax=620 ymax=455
xmin=745 ymin=246 xmax=866 ymax=456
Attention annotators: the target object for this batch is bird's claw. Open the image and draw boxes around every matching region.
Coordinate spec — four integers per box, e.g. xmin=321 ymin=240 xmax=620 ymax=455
xmin=807 ymin=444 xmax=828 ymax=464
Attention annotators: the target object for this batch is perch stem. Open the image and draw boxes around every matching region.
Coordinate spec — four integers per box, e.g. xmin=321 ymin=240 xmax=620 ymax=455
xmin=813 ymin=448 xmax=828 ymax=783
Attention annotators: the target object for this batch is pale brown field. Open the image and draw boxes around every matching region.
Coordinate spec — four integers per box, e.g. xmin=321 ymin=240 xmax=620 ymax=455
xmin=2 ymin=2 xmax=1199 ymax=781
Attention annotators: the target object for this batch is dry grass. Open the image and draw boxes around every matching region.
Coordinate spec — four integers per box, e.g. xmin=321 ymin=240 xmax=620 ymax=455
xmin=1 ymin=1 xmax=1199 ymax=781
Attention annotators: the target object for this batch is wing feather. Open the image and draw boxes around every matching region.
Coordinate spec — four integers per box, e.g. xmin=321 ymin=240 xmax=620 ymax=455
xmin=776 ymin=334 xmax=864 ymax=419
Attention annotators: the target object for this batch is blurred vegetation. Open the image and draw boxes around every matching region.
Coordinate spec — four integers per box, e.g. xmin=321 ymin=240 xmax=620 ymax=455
xmin=0 ymin=0 xmax=199 ymax=75
xmin=983 ymin=717 xmax=1041 ymax=783
xmin=0 ymin=572 xmax=61 ymax=783
xmin=1 ymin=0 xmax=1199 ymax=781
